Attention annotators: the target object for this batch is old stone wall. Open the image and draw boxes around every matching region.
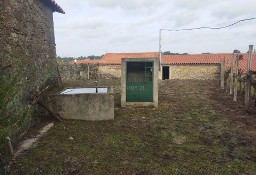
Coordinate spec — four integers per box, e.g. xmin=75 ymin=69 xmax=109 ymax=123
xmin=60 ymin=64 xmax=220 ymax=81
xmin=0 ymin=0 xmax=61 ymax=165
xmin=169 ymin=64 xmax=220 ymax=80
xmin=59 ymin=63 xmax=121 ymax=81
xmin=1 ymin=0 xmax=61 ymax=88
xmin=98 ymin=65 xmax=121 ymax=79
xmin=58 ymin=62 xmax=98 ymax=81
xmin=98 ymin=64 xmax=220 ymax=80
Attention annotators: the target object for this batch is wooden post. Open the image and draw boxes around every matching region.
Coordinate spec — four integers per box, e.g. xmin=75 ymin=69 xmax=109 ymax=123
xmin=221 ymin=58 xmax=225 ymax=89
xmin=87 ymin=64 xmax=90 ymax=80
xmin=245 ymin=45 xmax=254 ymax=109
xmin=234 ymin=53 xmax=239 ymax=102
xmin=6 ymin=137 xmax=14 ymax=156
xmin=226 ymin=72 xmax=231 ymax=93
xmin=230 ymin=53 xmax=234 ymax=94
xmin=245 ymin=74 xmax=251 ymax=109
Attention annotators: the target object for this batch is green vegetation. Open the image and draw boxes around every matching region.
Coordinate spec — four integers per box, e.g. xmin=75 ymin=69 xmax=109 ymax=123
xmin=0 ymin=67 xmax=31 ymax=173
xmin=8 ymin=80 xmax=256 ymax=175
xmin=57 ymin=55 xmax=104 ymax=63
xmin=0 ymin=51 xmax=59 ymax=173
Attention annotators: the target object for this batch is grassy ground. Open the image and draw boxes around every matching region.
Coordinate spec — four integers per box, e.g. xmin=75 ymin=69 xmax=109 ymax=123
xmin=8 ymin=80 xmax=256 ymax=175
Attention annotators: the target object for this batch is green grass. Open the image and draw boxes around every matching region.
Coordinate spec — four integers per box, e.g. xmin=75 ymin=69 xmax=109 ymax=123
xmin=8 ymin=81 xmax=256 ymax=175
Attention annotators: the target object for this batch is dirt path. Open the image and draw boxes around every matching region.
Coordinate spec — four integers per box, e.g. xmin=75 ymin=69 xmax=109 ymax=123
xmin=13 ymin=123 xmax=54 ymax=159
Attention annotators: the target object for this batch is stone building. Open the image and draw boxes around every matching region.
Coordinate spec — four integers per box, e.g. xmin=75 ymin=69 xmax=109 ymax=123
xmin=161 ymin=54 xmax=223 ymax=80
xmin=72 ymin=52 xmax=159 ymax=80
xmin=73 ymin=52 xmax=256 ymax=81
xmin=0 ymin=0 xmax=64 ymax=163
xmin=74 ymin=52 xmax=224 ymax=80
xmin=1 ymin=0 xmax=64 ymax=86
xmin=161 ymin=53 xmax=256 ymax=80
xmin=98 ymin=52 xmax=159 ymax=79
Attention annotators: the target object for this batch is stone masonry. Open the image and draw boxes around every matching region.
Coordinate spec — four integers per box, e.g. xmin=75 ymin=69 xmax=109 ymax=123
xmin=98 ymin=65 xmax=121 ymax=79
xmin=58 ymin=62 xmax=99 ymax=81
xmin=62 ymin=63 xmax=220 ymax=81
xmin=169 ymin=64 xmax=220 ymax=80
xmin=1 ymin=0 xmax=61 ymax=88
xmin=0 ymin=0 xmax=63 ymax=163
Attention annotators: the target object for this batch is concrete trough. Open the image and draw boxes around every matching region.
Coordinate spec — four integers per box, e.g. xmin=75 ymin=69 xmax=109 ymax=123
xmin=46 ymin=87 xmax=114 ymax=121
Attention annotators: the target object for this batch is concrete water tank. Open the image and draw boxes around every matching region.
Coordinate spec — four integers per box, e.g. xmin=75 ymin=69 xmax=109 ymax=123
xmin=46 ymin=87 xmax=114 ymax=121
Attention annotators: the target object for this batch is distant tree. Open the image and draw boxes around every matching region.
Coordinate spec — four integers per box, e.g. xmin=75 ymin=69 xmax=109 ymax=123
xmin=162 ymin=51 xmax=189 ymax=55
xmin=233 ymin=49 xmax=241 ymax=53
xmin=77 ymin=56 xmax=87 ymax=60
xmin=56 ymin=56 xmax=75 ymax=62
xmin=162 ymin=51 xmax=171 ymax=55
xmin=57 ymin=54 xmax=104 ymax=62
xmin=87 ymin=55 xmax=103 ymax=60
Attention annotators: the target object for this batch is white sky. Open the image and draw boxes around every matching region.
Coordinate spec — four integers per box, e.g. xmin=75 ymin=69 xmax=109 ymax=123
xmin=53 ymin=0 xmax=256 ymax=57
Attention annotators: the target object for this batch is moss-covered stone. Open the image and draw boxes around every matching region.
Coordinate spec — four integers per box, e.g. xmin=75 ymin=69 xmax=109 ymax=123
xmin=0 ymin=0 xmax=62 ymax=172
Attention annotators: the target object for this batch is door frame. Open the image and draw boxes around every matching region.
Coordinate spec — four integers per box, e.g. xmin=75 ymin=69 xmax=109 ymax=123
xmin=121 ymin=57 xmax=159 ymax=108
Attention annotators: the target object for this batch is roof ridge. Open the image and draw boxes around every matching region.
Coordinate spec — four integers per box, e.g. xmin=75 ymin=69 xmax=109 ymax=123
xmin=106 ymin=51 xmax=159 ymax=54
xmin=46 ymin=0 xmax=65 ymax=14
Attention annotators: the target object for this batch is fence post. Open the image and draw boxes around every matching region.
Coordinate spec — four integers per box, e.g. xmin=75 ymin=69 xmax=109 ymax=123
xmin=245 ymin=45 xmax=254 ymax=109
xmin=234 ymin=53 xmax=239 ymax=102
xmin=221 ymin=58 xmax=225 ymax=89
xmin=226 ymin=72 xmax=231 ymax=93
xmin=230 ymin=53 xmax=234 ymax=94
xmin=87 ymin=64 xmax=90 ymax=80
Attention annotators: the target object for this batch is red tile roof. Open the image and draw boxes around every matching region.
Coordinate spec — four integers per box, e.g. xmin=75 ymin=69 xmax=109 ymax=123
xmin=225 ymin=53 xmax=256 ymax=73
xmin=74 ymin=52 xmax=256 ymax=73
xmin=161 ymin=53 xmax=223 ymax=65
xmin=162 ymin=53 xmax=256 ymax=73
xmin=99 ymin=52 xmax=159 ymax=65
xmin=74 ymin=59 xmax=99 ymax=64
xmin=46 ymin=0 xmax=65 ymax=14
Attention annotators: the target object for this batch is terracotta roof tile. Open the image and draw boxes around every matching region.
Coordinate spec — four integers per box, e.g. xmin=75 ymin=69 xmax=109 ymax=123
xmin=161 ymin=53 xmax=224 ymax=65
xmin=46 ymin=0 xmax=65 ymax=14
xmin=74 ymin=52 xmax=256 ymax=73
xmin=162 ymin=53 xmax=256 ymax=73
xmin=99 ymin=52 xmax=159 ymax=65
xmin=226 ymin=53 xmax=256 ymax=73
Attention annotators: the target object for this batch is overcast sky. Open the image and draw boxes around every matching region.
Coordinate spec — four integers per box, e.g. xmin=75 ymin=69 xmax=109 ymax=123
xmin=53 ymin=0 xmax=256 ymax=57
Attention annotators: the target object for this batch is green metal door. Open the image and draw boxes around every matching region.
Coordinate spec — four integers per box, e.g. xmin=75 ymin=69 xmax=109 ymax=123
xmin=126 ymin=62 xmax=153 ymax=102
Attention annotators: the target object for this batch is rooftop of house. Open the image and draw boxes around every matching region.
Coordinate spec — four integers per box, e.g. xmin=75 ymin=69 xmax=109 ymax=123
xmin=74 ymin=52 xmax=256 ymax=73
xmin=99 ymin=52 xmax=160 ymax=65
xmin=46 ymin=0 xmax=65 ymax=14
xmin=162 ymin=53 xmax=256 ymax=73
xmin=161 ymin=53 xmax=224 ymax=65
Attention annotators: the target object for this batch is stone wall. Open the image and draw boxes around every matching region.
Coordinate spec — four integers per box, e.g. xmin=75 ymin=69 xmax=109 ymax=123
xmin=168 ymin=64 xmax=220 ymax=80
xmin=59 ymin=63 xmax=220 ymax=82
xmin=98 ymin=64 xmax=220 ymax=80
xmin=59 ymin=63 xmax=121 ymax=81
xmin=58 ymin=62 xmax=98 ymax=81
xmin=0 ymin=0 xmax=61 ymax=165
xmin=1 ymin=0 xmax=61 ymax=88
xmin=60 ymin=63 xmax=220 ymax=81
xmin=98 ymin=65 xmax=121 ymax=79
